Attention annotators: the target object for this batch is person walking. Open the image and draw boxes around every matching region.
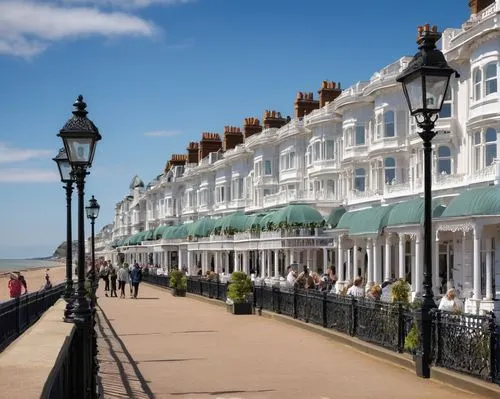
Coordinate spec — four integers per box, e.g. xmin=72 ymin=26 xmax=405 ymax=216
xmin=8 ymin=273 xmax=22 ymax=298
xmin=109 ymin=263 xmax=118 ymax=298
xmin=100 ymin=262 xmax=110 ymax=297
xmin=18 ymin=273 xmax=28 ymax=295
xmin=130 ymin=263 xmax=142 ymax=299
xmin=117 ymin=265 xmax=128 ymax=299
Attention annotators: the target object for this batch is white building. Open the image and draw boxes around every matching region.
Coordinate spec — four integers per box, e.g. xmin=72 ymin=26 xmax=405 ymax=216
xmin=99 ymin=0 xmax=500 ymax=315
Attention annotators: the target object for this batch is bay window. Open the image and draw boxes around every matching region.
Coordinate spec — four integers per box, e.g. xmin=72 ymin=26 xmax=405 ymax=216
xmin=437 ymin=146 xmax=451 ymax=174
xmin=354 ymin=168 xmax=366 ymax=192
xmin=384 ymin=157 xmax=396 ymax=184
xmin=485 ymin=62 xmax=498 ymax=95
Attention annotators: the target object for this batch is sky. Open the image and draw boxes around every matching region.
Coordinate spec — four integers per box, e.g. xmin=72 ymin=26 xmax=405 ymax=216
xmin=0 ymin=0 xmax=470 ymax=259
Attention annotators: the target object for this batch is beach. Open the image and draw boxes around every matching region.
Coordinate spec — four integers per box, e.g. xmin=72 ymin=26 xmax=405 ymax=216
xmin=0 ymin=260 xmax=67 ymax=301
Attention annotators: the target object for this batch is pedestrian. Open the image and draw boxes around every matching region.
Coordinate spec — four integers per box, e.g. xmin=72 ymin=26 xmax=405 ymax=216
xmin=117 ymin=265 xmax=128 ymax=299
xmin=100 ymin=262 xmax=110 ymax=297
xmin=109 ymin=263 xmax=118 ymax=297
xmin=41 ymin=274 xmax=52 ymax=291
xmin=130 ymin=262 xmax=142 ymax=299
xmin=18 ymin=273 xmax=28 ymax=294
xmin=8 ymin=272 xmax=22 ymax=298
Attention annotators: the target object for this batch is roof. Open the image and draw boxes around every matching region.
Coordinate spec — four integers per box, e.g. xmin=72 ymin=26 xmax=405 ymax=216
xmin=387 ymin=198 xmax=445 ymax=226
xmin=336 ymin=205 xmax=395 ymax=236
xmin=129 ymin=175 xmax=145 ymax=190
xmin=441 ymin=186 xmax=500 ymax=218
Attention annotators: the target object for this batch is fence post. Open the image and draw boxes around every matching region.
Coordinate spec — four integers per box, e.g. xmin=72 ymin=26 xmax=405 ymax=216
xmin=293 ymin=289 xmax=297 ymax=319
xmin=16 ymin=297 xmax=21 ymax=335
xmin=397 ymin=303 xmax=404 ymax=353
xmin=350 ymin=297 xmax=356 ymax=337
xmin=433 ymin=310 xmax=441 ymax=366
xmin=322 ymin=292 xmax=327 ymax=328
xmin=488 ymin=312 xmax=497 ymax=382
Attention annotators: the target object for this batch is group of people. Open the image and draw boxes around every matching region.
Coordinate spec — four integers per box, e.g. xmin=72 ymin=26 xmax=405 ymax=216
xmin=97 ymin=261 xmax=143 ymax=299
xmin=7 ymin=270 xmax=52 ymax=299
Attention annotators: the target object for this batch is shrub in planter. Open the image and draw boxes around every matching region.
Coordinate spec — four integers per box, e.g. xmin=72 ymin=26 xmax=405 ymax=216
xmin=404 ymin=322 xmax=420 ymax=354
xmin=169 ymin=270 xmax=187 ymax=296
xmin=391 ymin=279 xmax=411 ymax=303
xmin=227 ymin=271 xmax=252 ymax=314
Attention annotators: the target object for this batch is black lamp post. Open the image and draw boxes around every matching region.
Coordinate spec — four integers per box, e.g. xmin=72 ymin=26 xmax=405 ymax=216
xmin=58 ymin=95 xmax=101 ymax=398
xmin=397 ymin=24 xmax=459 ymax=378
xmin=53 ymin=148 xmax=75 ymax=319
xmin=86 ymin=195 xmax=100 ymax=276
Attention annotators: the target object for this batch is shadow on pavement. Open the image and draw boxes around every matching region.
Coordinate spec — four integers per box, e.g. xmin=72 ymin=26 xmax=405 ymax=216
xmin=169 ymin=389 xmax=276 ymax=396
xmin=96 ymin=305 xmax=155 ymax=399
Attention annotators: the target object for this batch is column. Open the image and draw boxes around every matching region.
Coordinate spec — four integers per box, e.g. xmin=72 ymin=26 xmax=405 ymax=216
xmin=415 ymin=233 xmax=422 ymax=295
xmin=373 ymin=239 xmax=380 ymax=284
xmin=433 ymin=231 xmax=440 ymax=294
xmin=178 ymin=249 xmax=183 ymax=271
xmin=473 ymin=225 xmax=482 ymax=300
xmin=398 ymin=234 xmax=405 ymax=279
xmin=225 ymin=251 xmax=230 ymax=275
xmin=366 ymin=238 xmax=373 ymax=286
xmin=323 ymin=248 xmax=328 ymax=271
xmin=337 ymin=236 xmax=344 ymax=282
xmin=266 ymin=250 xmax=272 ymax=277
xmin=306 ymin=249 xmax=311 ymax=268
xmin=346 ymin=248 xmax=352 ymax=281
xmin=384 ymin=235 xmax=391 ymax=281
xmin=290 ymin=250 xmax=295 ymax=264
xmin=235 ymin=251 xmax=241 ymax=272
xmin=243 ymin=251 xmax=249 ymax=275
xmin=285 ymin=250 xmax=290 ymax=268
xmin=214 ymin=251 xmax=220 ymax=273
xmin=312 ymin=249 xmax=318 ymax=272
xmin=259 ymin=250 xmax=264 ymax=276
xmin=485 ymin=237 xmax=492 ymax=300
xmin=274 ymin=250 xmax=279 ymax=278
xmin=353 ymin=244 xmax=359 ymax=278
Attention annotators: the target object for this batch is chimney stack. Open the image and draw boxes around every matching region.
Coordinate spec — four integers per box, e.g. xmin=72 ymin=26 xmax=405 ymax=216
xmin=199 ymin=132 xmax=222 ymax=162
xmin=469 ymin=0 xmax=494 ymax=14
xmin=318 ymin=81 xmax=342 ymax=108
xmin=165 ymin=154 xmax=187 ymax=173
xmin=186 ymin=142 xmax=199 ymax=165
xmin=243 ymin=117 xmax=262 ymax=139
xmin=223 ymin=126 xmax=244 ymax=151
xmin=263 ymin=110 xmax=288 ymax=129
xmin=294 ymin=92 xmax=320 ymax=118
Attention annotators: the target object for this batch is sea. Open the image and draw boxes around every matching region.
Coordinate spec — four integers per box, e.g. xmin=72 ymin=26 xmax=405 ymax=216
xmin=0 ymin=259 xmax=59 ymax=274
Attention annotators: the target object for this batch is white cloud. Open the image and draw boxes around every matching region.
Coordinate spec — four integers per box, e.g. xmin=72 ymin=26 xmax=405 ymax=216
xmin=0 ymin=142 xmax=53 ymax=163
xmin=0 ymin=1 xmax=160 ymax=57
xmin=143 ymin=130 xmax=182 ymax=137
xmin=58 ymin=0 xmax=194 ymax=8
xmin=0 ymin=168 xmax=59 ymax=182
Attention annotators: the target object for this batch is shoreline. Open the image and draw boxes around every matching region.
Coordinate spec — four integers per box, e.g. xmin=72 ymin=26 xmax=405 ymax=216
xmin=0 ymin=259 xmax=65 ymax=277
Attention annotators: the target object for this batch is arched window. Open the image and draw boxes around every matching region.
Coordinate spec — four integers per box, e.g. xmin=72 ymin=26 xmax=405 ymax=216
xmin=474 ymin=68 xmax=482 ymax=100
xmin=354 ymin=168 xmax=365 ymax=192
xmin=384 ymin=111 xmax=395 ymax=137
xmin=485 ymin=128 xmax=497 ymax=166
xmin=384 ymin=157 xmax=396 ymax=183
xmin=437 ymin=146 xmax=451 ymax=174
xmin=485 ymin=62 xmax=498 ymax=95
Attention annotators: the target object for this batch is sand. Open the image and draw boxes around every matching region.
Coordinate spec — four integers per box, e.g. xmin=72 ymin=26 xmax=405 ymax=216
xmin=0 ymin=263 xmax=67 ymax=301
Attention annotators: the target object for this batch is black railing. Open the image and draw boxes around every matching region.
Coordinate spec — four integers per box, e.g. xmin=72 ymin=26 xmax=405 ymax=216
xmin=144 ymin=276 xmax=500 ymax=384
xmin=0 ymin=283 xmax=65 ymax=351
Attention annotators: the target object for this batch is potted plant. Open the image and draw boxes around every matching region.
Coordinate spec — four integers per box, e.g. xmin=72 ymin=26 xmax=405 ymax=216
xmin=391 ymin=279 xmax=411 ymax=303
xmin=169 ymin=269 xmax=187 ymax=297
xmin=227 ymin=271 xmax=253 ymax=314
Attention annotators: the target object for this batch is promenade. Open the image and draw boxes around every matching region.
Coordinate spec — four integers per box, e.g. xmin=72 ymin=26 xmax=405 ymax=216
xmin=96 ymin=283 xmax=484 ymax=399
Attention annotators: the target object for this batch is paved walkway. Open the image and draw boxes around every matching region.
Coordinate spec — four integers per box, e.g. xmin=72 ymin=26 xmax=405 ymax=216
xmin=96 ymin=283 xmax=484 ymax=399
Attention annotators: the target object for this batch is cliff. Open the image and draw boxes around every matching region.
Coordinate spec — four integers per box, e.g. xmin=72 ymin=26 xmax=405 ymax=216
xmin=52 ymin=240 xmax=78 ymax=259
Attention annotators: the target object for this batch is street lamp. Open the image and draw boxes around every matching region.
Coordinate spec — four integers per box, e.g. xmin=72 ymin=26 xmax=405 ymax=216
xmin=53 ymin=148 xmax=76 ymax=319
xmin=396 ymin=24 xmax=459 ymax=378
xmin=58 ymin=95 xmax=101 ymax=398
xmin=86 ymin=195 xmax=100 ymax=274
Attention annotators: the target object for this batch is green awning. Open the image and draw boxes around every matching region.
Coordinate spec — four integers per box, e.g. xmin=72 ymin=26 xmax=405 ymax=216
xmin=336 ymin=205 xmax=395 ymax=236
xmin=326 ymin=207 xmax=346 ymax=228
xmin=162 ymin=225 xmax=177 ymax=239
xmin=244 ymin=213 xmax=266 ymax=230
xmin=172 ymin=224 xmax=189 ymax=239
xmin=144 ymin=229 xmax=154 ymax=241
xmin=387 ymin=198 xmax=445 ymax=226
xmin=260 ymin=211 xmax=278 ymax=230
xmin=129 ymin=231 xmax=146 ymax=245
xmin=213 ymin=211 xmax=248 ymax=235
xmin=188 ymin=218 xmax=216 ymax=237
xmin=272 ymin=204 xmax=324 ymax=227
xmin=441 ymin=186 xmax=500 ymax=218
xmin=154 ymin=224 xmax=167 ymax=239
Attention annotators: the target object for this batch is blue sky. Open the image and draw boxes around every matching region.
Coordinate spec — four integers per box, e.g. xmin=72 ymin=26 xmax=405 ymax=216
xmin=0 ymin=0 xmax=469 ymax=259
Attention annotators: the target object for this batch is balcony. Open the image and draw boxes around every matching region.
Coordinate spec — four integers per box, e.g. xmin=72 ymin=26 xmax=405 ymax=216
xmin=363 ymin=57 xmax=412 ymax=96
xmin=263 ymin=190 xmax=297 ymax=208
xmin=346 ymin=189 xmax=382 ymax=205
xmin=343 ymin=145 xmax=369 ymax=161
xmin=467 ymin=164 xmax=495 ymax=185
xmin=368 ymin=137 xmax=402 ymax=154
xmin=254 ymin=176 xmax=278 ymax=187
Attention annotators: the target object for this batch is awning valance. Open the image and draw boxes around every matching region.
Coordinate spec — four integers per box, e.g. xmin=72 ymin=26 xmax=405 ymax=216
xmin=336 ymin=205 xmax=395 ymax=236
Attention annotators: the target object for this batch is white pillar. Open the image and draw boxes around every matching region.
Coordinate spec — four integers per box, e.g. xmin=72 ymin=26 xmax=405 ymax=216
xmin=398 ymin=234 xmax=405 ymax=279
xmin=178 ymin=249 xmax=183 ymax=271
xmin=259 ymin=250 xmax=264 ymax=276
xmin=366 ymin=238 xmax=373 ymax=287
xmin=243 ymin=251 xmax=249 ymax=275
xmin=312 ymin=249 xmax=318 ymax=272
xmin=235 ymin=251 xmax=241 ymax=272
xmin=214 ymin=251 xmax=220 ymax=273
xmin=384 ymin=235 xmax=391 ymax=281
xmin=337 ymin=236 xmax=344 ymax=281
xmin=485 ymin=237 xmax=492 ymax=300
xmin=415 ymin=233 xmax=422 ymax=295
xmin=274 ymin=250 xmax=279 ymax=277
xmin=473 ymin=225 xmax=482 ymax=300
xmin=267 ymin=250 xmax=272 ymax=277
xmin=290 ymin=250 xmax=295 ymax=264
xmin=285 ymin=250 xmax=290 ymax=267
xmin=322 ymin=248 xmax=328 ymax=272
xmin=353 ymin=245 xmax=359 ymax=278
xmin=225 ymin=251 xmax=230 ymax=275
xmin=306 ymin=249 xmax=311 ymax=269
xmin=433 ymin=231 xmax=440 ymax=294
xmin=373 ymin=239 xmax=380 ymax=283
xmin=346 ymin=248 xmax=352 ymax=281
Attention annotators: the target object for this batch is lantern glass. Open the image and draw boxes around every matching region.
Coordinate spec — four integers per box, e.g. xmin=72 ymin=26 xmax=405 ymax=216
xmin=86 ymin=196 xmax=100 ymax=219
xmin=403 ymin=73 xmax=424 ymax=115
xmin=64 ymin=137 xmax=93 ymax=166
xmin=424 ymin=74 xmax=450 ymax=113
xmin=58 ymin=158 xmax=73 ymax=182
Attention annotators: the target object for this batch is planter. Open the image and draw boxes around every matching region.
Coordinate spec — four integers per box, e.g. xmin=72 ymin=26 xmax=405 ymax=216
xmin=228 ymin=302 xmax=253 ymax=315
xmin=172 ymin=288 xmax=186 ymax=297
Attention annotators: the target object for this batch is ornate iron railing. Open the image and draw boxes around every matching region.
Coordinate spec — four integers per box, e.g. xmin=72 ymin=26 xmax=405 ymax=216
xmin=0 ymin=283 xmax=65 ymax=351
xmin=144 ymin=276 xmax=500 ymax=384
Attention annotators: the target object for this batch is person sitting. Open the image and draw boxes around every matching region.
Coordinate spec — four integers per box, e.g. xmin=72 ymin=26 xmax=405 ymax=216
xmin=367 ymin=284 xmax=382 ymax=300
xmin=347 ymin=277 xmax=365 ymax=297
xmin=438 ymin=288 xmax=463 ymax=312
